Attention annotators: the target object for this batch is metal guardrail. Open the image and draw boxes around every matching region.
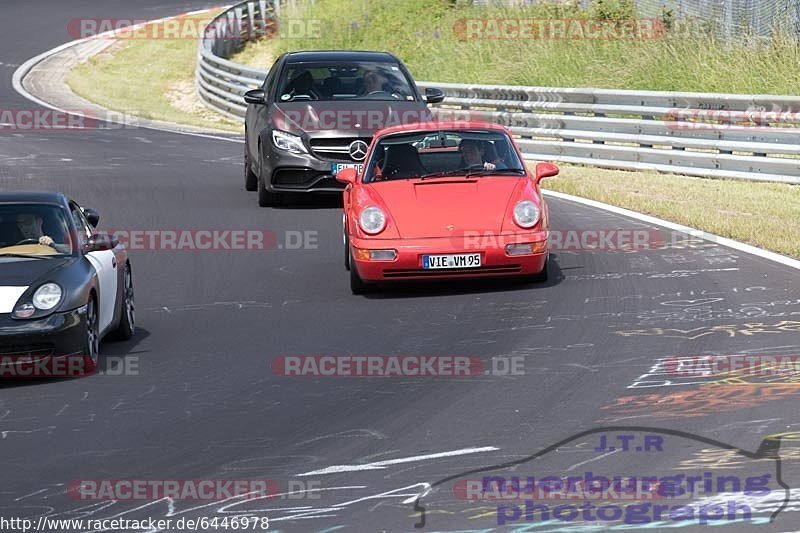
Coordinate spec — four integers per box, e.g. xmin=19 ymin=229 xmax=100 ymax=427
xmin=196 ymin=1 xmax=800 ymax=183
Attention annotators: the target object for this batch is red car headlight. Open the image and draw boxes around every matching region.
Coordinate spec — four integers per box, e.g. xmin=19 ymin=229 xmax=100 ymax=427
xmin=513 ymin=200 xmax=540 ymax=229
xmin=359 ymin=206 xmax=387 ymax=235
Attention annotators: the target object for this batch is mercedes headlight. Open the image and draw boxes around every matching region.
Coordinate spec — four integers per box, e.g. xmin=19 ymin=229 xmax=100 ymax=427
xmin=271 ymin=130 xmax=307 ymax=153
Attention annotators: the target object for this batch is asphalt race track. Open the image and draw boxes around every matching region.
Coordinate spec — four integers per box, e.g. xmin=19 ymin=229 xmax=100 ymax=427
xmin=2 ymin=2 xmax=800 ymax=532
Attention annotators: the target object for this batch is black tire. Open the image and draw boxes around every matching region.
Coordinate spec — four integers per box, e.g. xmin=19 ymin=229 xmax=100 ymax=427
xmin=528 ymin=255 xmax=549 ymax=283
xmin=82 ymin=295 xmax=100 ymax=374
xmin=349 ymin=250 xmax=372 ymax=294
xmin=244 ymin=140 xmax=257 ymax=191
xmin=109 ymin=264 xmax=135 ymax=341
xmin=256 ymin=145 xmax=282 ymax=207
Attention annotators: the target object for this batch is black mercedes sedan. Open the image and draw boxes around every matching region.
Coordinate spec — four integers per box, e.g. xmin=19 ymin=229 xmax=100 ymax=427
xmin=243 ymin=50 xmax=444 ymax=207
xmin=0 ymin=192 xmax=134 ymax=377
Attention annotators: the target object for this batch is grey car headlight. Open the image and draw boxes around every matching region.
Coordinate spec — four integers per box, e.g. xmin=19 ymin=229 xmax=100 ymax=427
xmin=32 ymin=283 xmax=62 ymax=310
xmin=272 ymin=130 xmax=307 ymax=154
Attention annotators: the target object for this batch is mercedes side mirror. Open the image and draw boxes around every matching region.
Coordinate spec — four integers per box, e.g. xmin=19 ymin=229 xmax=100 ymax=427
xmin=244 ymin=89 xmax=266 ymax=105
xmin=424 ymin=87 xmax=445 ymax=104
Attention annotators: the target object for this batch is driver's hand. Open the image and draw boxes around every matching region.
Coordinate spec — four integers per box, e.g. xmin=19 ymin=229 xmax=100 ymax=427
xmin=483 ymin=162 xmax=496 ymax=171
xmin=38 ymin=236 xmax=54 ymax=247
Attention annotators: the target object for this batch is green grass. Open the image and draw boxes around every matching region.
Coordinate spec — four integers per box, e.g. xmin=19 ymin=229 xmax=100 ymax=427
xmin=542 ymin=165 xmax=800 ymax=258
xmin=66 ymin=12 xmax=241 ymax=132
xmin=232 ymin=0 xmax=800 ymax=93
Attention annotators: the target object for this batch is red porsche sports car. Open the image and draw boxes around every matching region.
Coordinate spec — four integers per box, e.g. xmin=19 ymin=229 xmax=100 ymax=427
xmin=336 ymin=121 xmax=558 ymax=294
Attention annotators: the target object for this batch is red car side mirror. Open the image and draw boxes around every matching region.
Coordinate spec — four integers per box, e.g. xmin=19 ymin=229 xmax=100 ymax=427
xmin=534 ymin=162 xmax=559 ymax=183
xmin=336 ymin=168 xmax=358 ymax=184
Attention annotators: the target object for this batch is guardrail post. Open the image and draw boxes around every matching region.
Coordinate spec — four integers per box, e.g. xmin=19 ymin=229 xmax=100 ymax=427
xmin=258 ymin=0 xmax=269 ymax=36
xmin=246 ymin=1 xmax=257 ymax=40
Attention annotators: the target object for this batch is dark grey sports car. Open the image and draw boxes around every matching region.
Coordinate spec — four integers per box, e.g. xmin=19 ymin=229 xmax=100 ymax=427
xmin=243 ymin=50 xmax=444 ymax=207
xmin=0 ymin=192 xmax=134 ymax=377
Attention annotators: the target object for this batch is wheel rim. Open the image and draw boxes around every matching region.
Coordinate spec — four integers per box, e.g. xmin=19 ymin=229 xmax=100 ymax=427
xmin=86 ymin=299 xmax=99 ymax=364
xmin=124 ymin=268 xmax=135 ymax=331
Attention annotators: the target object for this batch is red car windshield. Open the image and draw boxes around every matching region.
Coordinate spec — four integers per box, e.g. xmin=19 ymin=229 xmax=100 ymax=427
xmin=362 ymin=130 xmax=525 ymax=183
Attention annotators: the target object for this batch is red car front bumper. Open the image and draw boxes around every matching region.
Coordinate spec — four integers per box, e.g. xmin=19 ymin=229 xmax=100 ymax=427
xmin=351 ymin=232 xmax=548 ymax=282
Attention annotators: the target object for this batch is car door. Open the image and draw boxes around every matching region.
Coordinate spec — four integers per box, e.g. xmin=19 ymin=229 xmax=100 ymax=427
xmin=71 ymin=203 xmax=118 ymax=335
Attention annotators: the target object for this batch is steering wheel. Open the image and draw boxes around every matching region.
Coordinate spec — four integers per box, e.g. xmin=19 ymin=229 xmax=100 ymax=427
xmin=15 ymin=238 xmax=40 ymax=245
xmin=363 ymin=91 xmax=393 ymax=100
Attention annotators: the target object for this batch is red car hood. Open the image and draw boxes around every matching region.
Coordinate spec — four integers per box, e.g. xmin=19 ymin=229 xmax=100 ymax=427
xmin=371 ymin=178 xmax=520 ymax=239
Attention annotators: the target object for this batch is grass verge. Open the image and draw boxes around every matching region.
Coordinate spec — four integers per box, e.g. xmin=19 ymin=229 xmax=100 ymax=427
xmin=66 ymin=11 xmax=241 ymax=133
xmin=232 ymin=0 xmax=800 ymax=93
xmin=542 ymin=166 xmax=800 ymax=259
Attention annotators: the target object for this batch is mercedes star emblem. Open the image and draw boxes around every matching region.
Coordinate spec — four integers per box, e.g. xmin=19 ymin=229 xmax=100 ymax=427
xmin=348 ymin=140 xmax=369 ymax=161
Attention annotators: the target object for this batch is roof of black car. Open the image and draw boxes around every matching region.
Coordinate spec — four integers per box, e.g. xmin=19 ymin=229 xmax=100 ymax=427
xmin=284 ymin=51 xmax=398 ymax=63
xmin=0 ymin=191 xmax=67 ymax=205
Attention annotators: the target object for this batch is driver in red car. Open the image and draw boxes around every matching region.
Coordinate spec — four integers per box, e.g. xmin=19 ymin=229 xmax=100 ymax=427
xmin=459 ymin=139 xmax=505 ymax=171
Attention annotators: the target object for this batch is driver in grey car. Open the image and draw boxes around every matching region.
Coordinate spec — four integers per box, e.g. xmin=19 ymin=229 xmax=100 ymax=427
xmin=363 ymin=70 xmax=388 ymax=95
xmin=16 ymin=213 xmax=69 ymax=252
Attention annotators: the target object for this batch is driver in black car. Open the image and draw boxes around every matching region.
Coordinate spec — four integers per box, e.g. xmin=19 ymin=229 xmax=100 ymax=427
xmin=15 ymin=212 xmax=69 ymax=252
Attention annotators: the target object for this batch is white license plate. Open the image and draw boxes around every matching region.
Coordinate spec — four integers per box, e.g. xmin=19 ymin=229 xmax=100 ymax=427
xmin=332 ymin=163 xmax=364 ymax=175
xmin=422 ymin=253 xmax=481 ymax=269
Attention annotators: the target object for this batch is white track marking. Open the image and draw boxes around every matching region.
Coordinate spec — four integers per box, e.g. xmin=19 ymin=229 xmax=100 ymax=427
xmin=543 ymin=189 xmax=800 ymax=271
xmin=297 ymin=446 xmax=499 ymax=476
xmin=11 ymin=6 xmax=240 ymax=144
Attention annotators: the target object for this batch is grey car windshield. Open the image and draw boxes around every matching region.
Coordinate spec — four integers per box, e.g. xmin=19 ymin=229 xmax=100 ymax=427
xmin=0 ymin=204 xmax=73 ymax=256
xmin=363 ymin=130 xmax=525 ymax=183
xmin=277 ymin=61 xmax=417 ymax=102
